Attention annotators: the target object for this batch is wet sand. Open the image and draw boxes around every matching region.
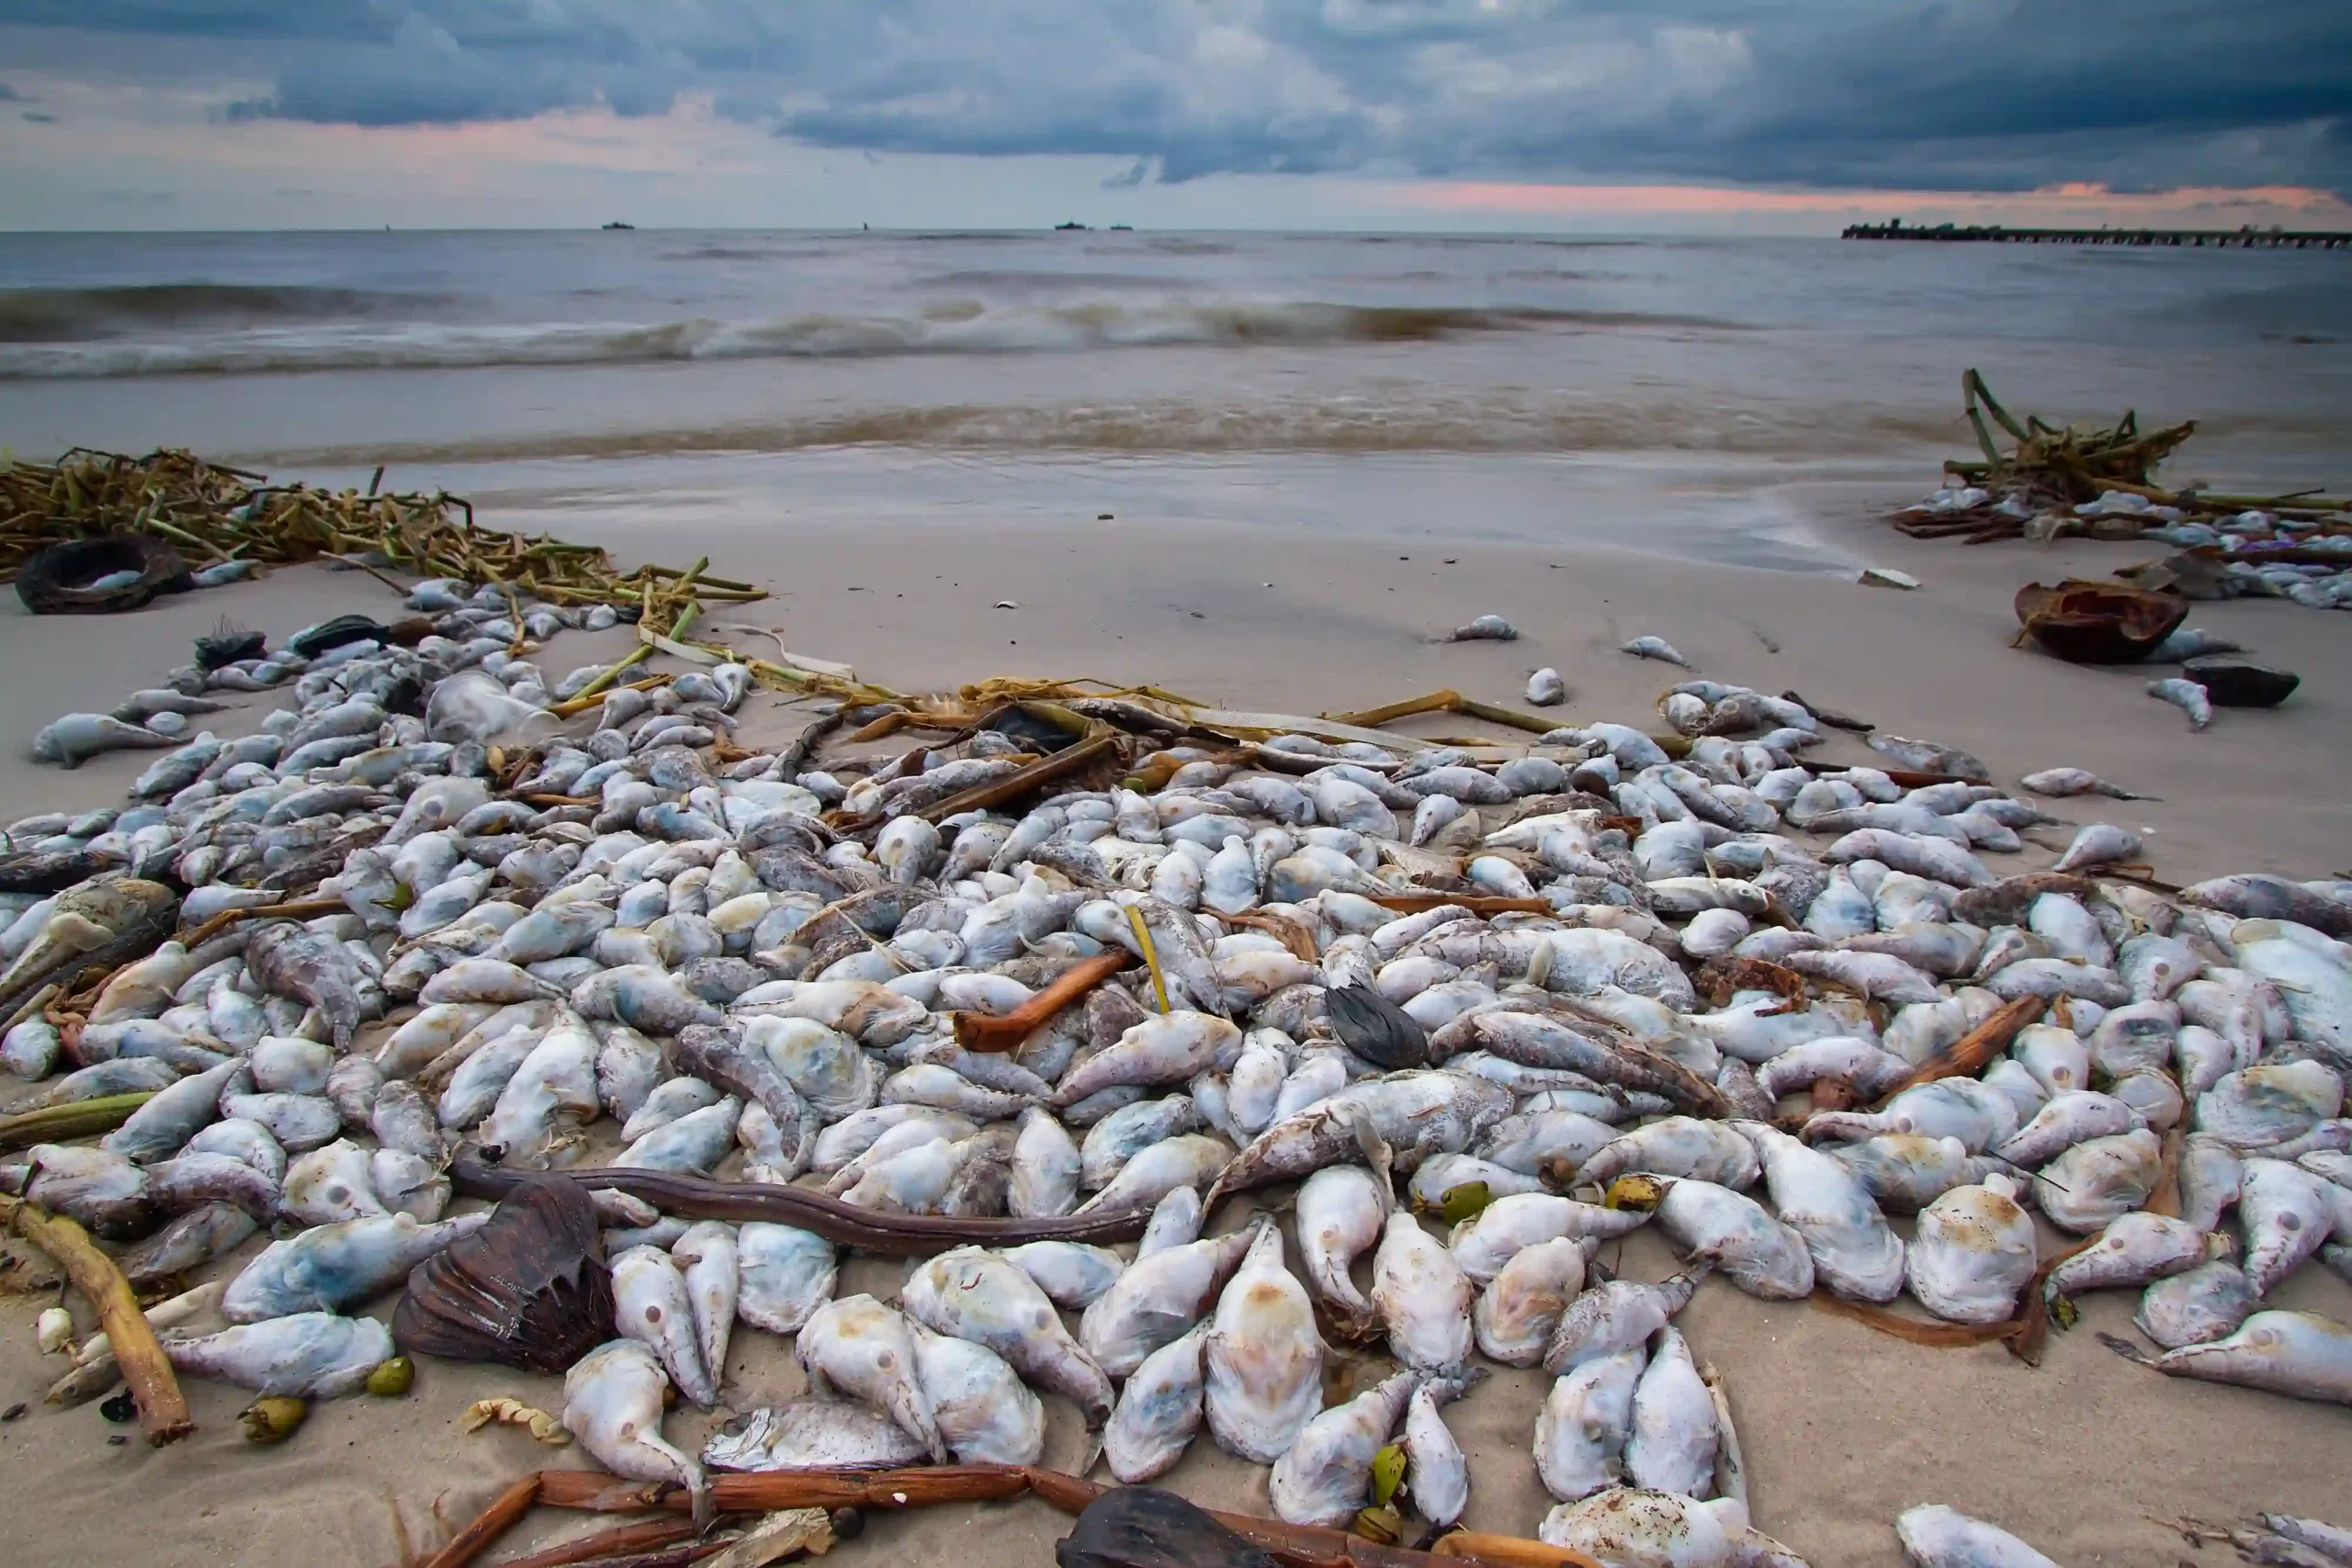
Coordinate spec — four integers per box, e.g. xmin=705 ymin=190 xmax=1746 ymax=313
xmin=0 ymin=491 xmax=2346 ymax=1567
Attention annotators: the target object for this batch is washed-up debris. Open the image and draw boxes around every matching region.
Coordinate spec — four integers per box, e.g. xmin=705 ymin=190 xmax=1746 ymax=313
xmin=1442 ymin=616 xmax=1518 ymax=644
xmin=1857 ymin=568 xmax=1918 ymax=591
xmin=2180 ymin=657 xmax=2301 ymax=709
xmin=0 ymin=448 xmax=765 ymax=626
xmin=2012 ymin=580 xmax=2188 ymax=665
xmin=0 ymin=478 xmax=2348 ymax=1568
xmin=15 ymin=535 xmax=190 ymax=615
xmin=1887 ymin=375 xmax=2352 ymax=617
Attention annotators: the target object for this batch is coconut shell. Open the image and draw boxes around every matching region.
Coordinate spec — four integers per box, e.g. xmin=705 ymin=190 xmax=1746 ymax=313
xmin=1055 ymin=1488 xmax=1281 ymax=1568
xmin=391 ymin=1173 xmax=613 ymax=1372
xmin=2182 ymin=657 xmax=2300 ymax=708
xmin=2014 ymin=580 xmax=2189 ymax=664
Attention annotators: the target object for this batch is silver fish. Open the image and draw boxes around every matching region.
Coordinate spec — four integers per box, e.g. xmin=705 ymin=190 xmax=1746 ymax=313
xmin=903 ymin=1246 xmax=1114 ymax=1432
xmin=1269 ymin=1368 xmax=1418 ymax=1529
xmin=164 ymin=1311 xmax=395 ymax=1399
xmin=1534 ymin=1346 xmax=1643 ymax=1502
xmin=564 ymin=1339 xmax=709 ymax=1522
xmin=1203 ymin=1222 xmax=1325 ymax=1463
xmin=703 ymin=1398 xmax=927 ymax=1472
xmin=909 ymin=1322 xmax=1045 ymax=1465
xmin=2108 ymin=1309 xmax=2352 ymax=1404
xmin=1103 ymin=1322 xmax=1209 ymax=1484
xmin=795 ymin=1293 xmax=945 ymax=1461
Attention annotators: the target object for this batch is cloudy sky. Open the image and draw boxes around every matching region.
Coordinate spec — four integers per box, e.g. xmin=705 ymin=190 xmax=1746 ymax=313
xmin=3 ymin=1 xmax=2347 ymax=231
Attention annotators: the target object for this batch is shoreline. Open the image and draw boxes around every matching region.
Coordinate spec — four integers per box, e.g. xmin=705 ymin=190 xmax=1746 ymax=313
xmin=0 ymin=479 xmax=2345 ymax=1567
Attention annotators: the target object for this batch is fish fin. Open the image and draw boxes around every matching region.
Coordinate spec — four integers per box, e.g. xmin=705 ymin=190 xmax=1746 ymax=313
xmin=2095 ymin=1330 xmax=2156 ymax=1368
xmin=1347 ymin=1108 xmax=1396 ymax=1208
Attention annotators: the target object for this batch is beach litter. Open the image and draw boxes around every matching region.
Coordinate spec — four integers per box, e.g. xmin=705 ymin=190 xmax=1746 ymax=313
xmin=1889 ymin=372 xmax=2352 ymax=615
xmin=0 ymin=453 xmax=2347 ymax=1568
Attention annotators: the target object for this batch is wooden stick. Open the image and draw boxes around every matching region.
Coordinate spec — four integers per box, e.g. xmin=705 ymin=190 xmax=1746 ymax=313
xmin=424 ymin=1473 xmax=546 ymax=1568
xmin=953 ymin=952 xmax=1128 ymax=1053
xmin=1867 ymin=995 xmax=2044 ymax=1107
xmin=535 ymin=1466 xmax=1034 ymax=1516
xmin=483 ymin=1518 xmax=703 ymax=1568
xmin=0 ymin=1194 xmax=193 ymax=1445
xmin=1429 ymin=1536 xmax=1606 ymax=1568
xmin=0 ymin=1090 xmax=154 ymax=1150
xmin=1321 ymin=689 xmax=1557 ymax=738
xmin=178 ymin=897 xmax=350 ymax=947
xmin=1362 ymin=894 xmax=1552 ymax=915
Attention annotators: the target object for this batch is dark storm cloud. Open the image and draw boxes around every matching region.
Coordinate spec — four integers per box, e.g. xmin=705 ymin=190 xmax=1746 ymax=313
xmin=17 ymin=1 xmax=2352 ymax=192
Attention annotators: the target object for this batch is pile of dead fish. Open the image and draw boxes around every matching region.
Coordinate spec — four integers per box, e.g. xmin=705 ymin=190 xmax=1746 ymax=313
xmin=3 ymin=576 xmax=2350 ymax=1568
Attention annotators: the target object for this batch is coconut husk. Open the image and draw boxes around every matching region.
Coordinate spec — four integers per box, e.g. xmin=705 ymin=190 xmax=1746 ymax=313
xmin=391 ymin=1173 xmax=613 ymax=1372
xmin=2013 ymin=579 xmax=2189 ymax=664
xmin=1056 ymin=1488 xmax=1282 ymax=1568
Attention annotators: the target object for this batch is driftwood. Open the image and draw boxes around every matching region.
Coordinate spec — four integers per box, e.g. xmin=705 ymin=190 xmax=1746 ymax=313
xmin=0 ymin=1090 xmax=153 ymax=1150
xmin=432 ymin=1468 xmax=1564 ymax=1568
xmin=1867 ymin=995 xmax=2045 ymax=1107
xmin=450 ymin=1161 xmax=1151 ymax=1255
xmin=0 ymin=1194 xmax=192 ymax=1444
xmin=954 ymin=952 xmax=1129 ymax=1053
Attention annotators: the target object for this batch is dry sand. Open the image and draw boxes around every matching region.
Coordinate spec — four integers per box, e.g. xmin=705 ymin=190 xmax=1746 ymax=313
xmin=0 ymin=490 xmax=2345 ymax=1567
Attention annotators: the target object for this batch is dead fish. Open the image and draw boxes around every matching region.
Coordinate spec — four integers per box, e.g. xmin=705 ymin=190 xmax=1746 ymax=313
xmin=1075 ymin=1134 xmax=1234 ymax=1216
xmin=673 ymin=1222 xmax=738 ymax=1400
xmin=1137 ymin=1184 xmax=1204 ymax=1258
xmin=117 ymin=1201 xmax=257 ymax=1287
xmin=1401 ymin=1374 xmax=1471 ymax=1529
xmin=32 ymin=713 xmax=175 ymax=768
xmin=245 ymin=921 xmax=384 ymax=1050
xmin=2045 ymin=1212 xmax=2217 ymax=1301
xmin=909 ymin=1321 xmax=1045 ymax=1465
xmin=222 ymin=1212 xmax=485 ymax=1322
xmin=1625 ymin=1325 xmax=1714 ymax=1498
xmin=2149 ymin=677 xmax=2213 ymax=730
xmin=2035 ymin=1128 xmax=2165 ymax=1234
xmin=1534 ymin=1346 xmax=1642 ymax=1502
xmin=2019 ymin=768 xmax=2143 ymax=800
xmin=164 ymin=1311 xmax=396 ymax=1400
xmin=702 ymin=1398 xmax=926 ymax=1472
xmin=1526 ymin=668 xmax=1567 ymax=706
xmin=1053 ymin=1012 xmax=1241 ymax=1107
xmin=101 ymin=1057 xmax=249 ymax=1164
xmin=903 ymin=1247 xmax=1114 ymax=1433
xmin=1204 ymin=1222 xmax=1325 ymax=1464
xmin=1905 ymin=1174 xmax=2037 ymax=1325
xmin=1443 ymin=615 xmax=1517 ymax=643
xmin=1206 ymin=1072 xmax=1517 ymax=1207
xmin=2239 ymin=1158 xmax=2335 ymax=1294
xmin=2135 ymin=1258 xmax=2257 ymax=1348
xmin=564 ymin=1340 xmax=709 ymax=1523
xmin=2053 ymin=824 xmax=2143 ymax=874
xmin=1622 ymin=637 xmax=1690 ymax=669
xmin=1451 ymin=1193 xmax=1648 ymax=1286
xmin=1736 ymin=1121 xmax=1905 ymax=1302
xmin=1577 ymin=1117 xmax=1760 ymax=1190
xmin=1542 ymin=1269 xmax=1703 ymax=1375
xmin=1895 ymin=1505 xmax=2061 ymax=1568
xmin=734 ymin=1223 xmax=836 ymax=1335
xmin=1868 ymin=733 xmax=1991 ymax=783
xmin=1102 ymin=1321 xmax=1212 ymax=1484
xmin=1653 ymin=1179 xmax=1814 ymax=1301
xmin=1010 ymin=1105 xmax=1081 ymax=1218
xmin=1270 ymin=1368 xmax=1419 ymax=1528
xmin=999 ymin=1240 xmax=1125 ymax=1310
xmin=2104 ymin=1310 xmax=2352 ymax=1404
xmin=796 ymin=1293 xmax=945 ymax=1460
xmin=1475 ymin=1236 xmax=1590 ymax=1367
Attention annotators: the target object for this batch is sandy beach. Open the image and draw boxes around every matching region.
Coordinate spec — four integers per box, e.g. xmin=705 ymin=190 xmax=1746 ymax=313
xmin=0 ymin=488 xmax=2346 ymax=1568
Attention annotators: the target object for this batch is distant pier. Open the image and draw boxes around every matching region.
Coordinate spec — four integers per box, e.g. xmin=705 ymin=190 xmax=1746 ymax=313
xmin=1843 ymin=220 xmax=2350 ymax=249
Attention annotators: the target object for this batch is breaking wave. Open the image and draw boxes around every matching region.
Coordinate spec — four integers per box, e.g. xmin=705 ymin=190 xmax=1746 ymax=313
xmin=0 ymin=283 xmax=441 ymax=343
xmin=262 ymin=395 xmax=1953 ymax=465
xmin=0 ymin=299 xmax=1741 ymax=378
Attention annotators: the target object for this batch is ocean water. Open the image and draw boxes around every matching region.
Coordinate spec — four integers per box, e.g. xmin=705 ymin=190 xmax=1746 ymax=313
xmin=2 ymin=229 xmax=2346 ymax=572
